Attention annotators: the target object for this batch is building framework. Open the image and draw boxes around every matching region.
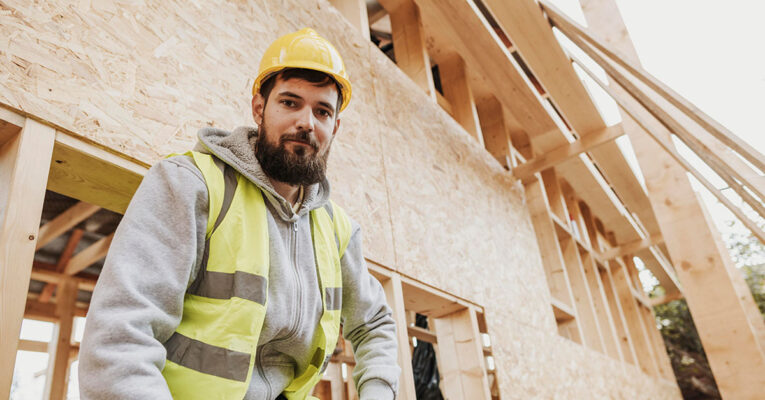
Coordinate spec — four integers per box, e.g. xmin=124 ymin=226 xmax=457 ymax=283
xmin=1 ymin=0 xmax=763 ymax=398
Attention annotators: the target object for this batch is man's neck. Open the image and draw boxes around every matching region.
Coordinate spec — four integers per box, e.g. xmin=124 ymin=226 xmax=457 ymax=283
xmin=269 ymin=178 xmax=301 ymax=206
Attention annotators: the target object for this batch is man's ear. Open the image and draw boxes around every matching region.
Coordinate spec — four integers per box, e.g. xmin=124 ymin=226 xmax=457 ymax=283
xmin=332 ymin=117 xmax=341 ymax=137
xmin=252 ymin=94 xmax=265 ymax=126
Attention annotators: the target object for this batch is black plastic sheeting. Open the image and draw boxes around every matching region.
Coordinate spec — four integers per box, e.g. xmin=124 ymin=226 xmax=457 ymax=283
xmin=411 ymin=314 xmax=444 ymax=400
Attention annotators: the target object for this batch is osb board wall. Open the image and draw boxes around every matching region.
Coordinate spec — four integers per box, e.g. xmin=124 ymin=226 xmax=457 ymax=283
xmin=0 ymin=0 xmax=680 ymax=398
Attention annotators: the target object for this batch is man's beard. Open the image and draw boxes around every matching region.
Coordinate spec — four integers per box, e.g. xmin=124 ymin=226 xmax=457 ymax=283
xmin=254 ymin=123 xmax=331 ymax=186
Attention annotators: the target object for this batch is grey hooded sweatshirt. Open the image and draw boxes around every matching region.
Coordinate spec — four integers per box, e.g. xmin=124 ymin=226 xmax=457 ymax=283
xmin=78 ymin=126 xmax=400 ymax=399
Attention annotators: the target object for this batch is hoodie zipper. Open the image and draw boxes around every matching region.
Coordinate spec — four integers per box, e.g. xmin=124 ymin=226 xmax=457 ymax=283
xmin=255 ymin=219 xmax=303 ymax=399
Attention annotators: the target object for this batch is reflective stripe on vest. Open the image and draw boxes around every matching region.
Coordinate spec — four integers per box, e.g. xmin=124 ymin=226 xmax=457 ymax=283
xmin=161 ymin=151 xmax=351 ymax=399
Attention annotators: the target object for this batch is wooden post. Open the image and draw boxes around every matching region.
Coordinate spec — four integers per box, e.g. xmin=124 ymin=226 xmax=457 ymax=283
xmin=433 ymin=308 xmax=491 ymax=400
xmin=476 ymin=96 xmax=513 ymax=168
xmin=380 ymin=274 xmax=417 ymax=400
xmin=44 ymin=278 xmax=77 ymax=400
xmin=600 ymin=264 xmax=639 ymax=366
xmin=0 ymin=118 xmax=56 ymax=398
xmin=439 ymin=55 xmax=484 ymax=144
xmin=329 ymin=0 xmax=370 ymax=40
xmin=380 ymin=0 xmax=437 ymax=99
xmin=580 ymin=0 xmax=765 ymax=393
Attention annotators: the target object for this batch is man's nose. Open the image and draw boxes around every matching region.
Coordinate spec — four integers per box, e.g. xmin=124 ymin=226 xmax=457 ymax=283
xmin=295 ymin=106 xmax=315 ymax=132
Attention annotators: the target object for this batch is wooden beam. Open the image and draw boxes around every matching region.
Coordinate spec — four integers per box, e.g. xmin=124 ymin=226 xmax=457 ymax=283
xmin=439 ymin=55 xmax=484 ymax=144
xmin=39 ymin=228 xmax=85 ymax=303
xmin=602 ymin=234 xmax=663 ymax=260
xmin=600 ymin=261 xmax=638 ymax=366
xmin=0 ymin=119 xmax=22 ymax=148
xmin=330 ymin=0 xmax=370 ymax=40
xmin=407 ymin=325 xmax=437 ymax=344
xmin=544 ymin=0 xmax=765 ymax=173
xmin=476 ymin=96 xmax=513 ymax=168
xmin=433 ymin=308 xmax=491 ymax=400
xmin=514 ymin=124 xmax=625 ymax=182
xmin=44 ymin=278 xmax=77 ymax=400
xmin=0 ymin=118 xmax=55 ymax=399
xmin=25 ymin=298 xmax=88 ymax=321
xmin=381 ymin=0 xmax=437 ymax=99
xmin=63 ymin=232 xmax=115 ymax=275
xmin=36 ymin=202 xmax=100 ymax=250
xmin=47 ymin=131 xmax=147 ymax=215
xmin=31 ymin=263 xmax=98 ymax=292
xmin=579 ymin=247 xmax=624 ymax=362
xmin=571 ymin=54 xmax=765 ymax=244
xmin=18 ymin=339 xmax=49 ymax=353
xmin=380 ymin=275 xmax=417 ymax=400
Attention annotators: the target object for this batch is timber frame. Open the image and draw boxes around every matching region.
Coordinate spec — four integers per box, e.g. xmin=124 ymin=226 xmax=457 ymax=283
xmin=3 ymin=0 xmax=765 ymax=399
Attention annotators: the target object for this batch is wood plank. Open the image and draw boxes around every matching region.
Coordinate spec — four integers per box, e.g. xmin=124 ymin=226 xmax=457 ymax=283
xmin=476 ymin=96 xmax=513 ymax=168
xmin=30 ymin=265 xmax=98 ymax=292
xmin=48 ymin=131 xmax=147 ymax=214
xmin=514 ymin=124 xmax=624 ymax=182
xmin=524 ymin=177 xmax=576 ymax=311
xmin=557 ymin=232 xmax=605 ymax=353
xmin=39 ymin=228 xmax=85 ymax=303
xmin=380 ymin=0 xmax=437 ymax=99
xmin=545 ymin=0 xmax=765 ymax=173
xmin=380 ymin=275 xmax=417 ymax=400
xmin=610 ymin=260 xmax=660 ymax=376
xmin=36 ymin=202 xmax=100 ymax=250
xmin=570 ymin=54 xmax=765 ymax=244
xmin=636 ymin=302 xmax=675 ymax=381
xmin=439 ymin=55 xmax=484 ymax=144
xmin=600 ymin=261 xmax=638 ymax=366
xmin=0 ymin=118 xmax=56 ymax=399
xmin=18 ymin=339 xmax=48 ymax=353
xmin=43 ymin=278 xmax=77 ymax=400
xmin=433 ymin=308 xmax=491 ymax=400
xmin=407 ymin=325 xmax=437 ymax=344
xmin=0 ymin=120 xmax=22 ymax=148
xmin=25 ymin=298 xmax=88 ymax=321
xmin=579 ymin=247 xmax=623 ymax=362
xmin=329 ymin=0 xmax=370 ymax=40
xmin=63 ymin=232 xmax=115 ymax=275
xmin=602 ymin=234 xmax=663 ymax=260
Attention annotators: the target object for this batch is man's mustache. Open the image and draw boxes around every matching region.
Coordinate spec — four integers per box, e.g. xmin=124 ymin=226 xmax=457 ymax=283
xmin=279 ymin=131 xmax=319 ymax=151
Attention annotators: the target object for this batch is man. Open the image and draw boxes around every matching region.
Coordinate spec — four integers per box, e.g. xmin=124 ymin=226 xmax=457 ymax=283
xmin=79 ymin=28 xmax=400 ymax=399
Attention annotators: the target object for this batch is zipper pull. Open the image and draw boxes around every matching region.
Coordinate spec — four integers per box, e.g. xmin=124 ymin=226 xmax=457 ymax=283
xmin=293 ymin=222 xmax=298 ymax=232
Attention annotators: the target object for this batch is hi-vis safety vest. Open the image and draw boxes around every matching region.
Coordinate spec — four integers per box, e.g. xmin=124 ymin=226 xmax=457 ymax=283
xmin=160 ymin=151 xmax=351 ymax=399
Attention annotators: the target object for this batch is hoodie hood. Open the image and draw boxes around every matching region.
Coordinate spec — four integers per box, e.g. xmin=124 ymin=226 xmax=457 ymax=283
xmin=194 ymin=126 xmax=331 ymax=222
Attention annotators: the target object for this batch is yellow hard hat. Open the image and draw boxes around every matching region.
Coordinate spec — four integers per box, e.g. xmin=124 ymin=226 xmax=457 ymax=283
xmin=252 ymin=28 xmax=352 ymax=112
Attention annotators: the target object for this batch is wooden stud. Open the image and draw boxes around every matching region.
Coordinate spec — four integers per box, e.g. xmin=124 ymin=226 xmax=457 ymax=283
xmin=407 ymin=325 xmax=437 ymax=344
xmin=39 ymin=229 xmax=85 ymax=303
xmin=380 ymin=275 xmax=417 ymax=400
xmin=329 ymin=0 xmax=370 ymax=40
xmin=439 ymin=55 xmax=484 ymax=144
xmin=636 ymin=302 xmax=675 ymax=381
xmin=31 ymin=264 xmax=97 ymax=292
xmin=433 ymin=308 xmax=491 ymax=400
xmin=600 ymin=262 xmax=638 ymax=366
xmin=557 ymin=232 xmax=605 ymax=353
xmin=43 ymin=278 xmax=77 ymax=400
xmin=476 ymin=96 xmax=513 ymax=168
xmin=609 ymin=259 xmax=659 ymax=376
xmin=63 ymin=232 xmax=115 ymax=275
xmin=579 ymin=247 xmax=623 ymax=362
xmin=513 ymin=124 xmax=625 ymax=183
xmin=380 ymin=0 xmax=437 ymax=99
xmin=36 ymin=202 xmax=100 ymax=250
xmin=0 ymin=118 xmax=56 ymax=399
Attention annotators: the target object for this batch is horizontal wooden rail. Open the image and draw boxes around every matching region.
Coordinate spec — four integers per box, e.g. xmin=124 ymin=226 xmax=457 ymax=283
xmin=514 ymin=124 xmax=625 ymax=183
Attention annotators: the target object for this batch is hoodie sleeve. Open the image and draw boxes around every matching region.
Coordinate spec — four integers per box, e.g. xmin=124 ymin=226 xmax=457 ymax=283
xmin=78 ymin=156 xmax=208 ymax=400
xmin=340 ymin=222 xmax=401 ymax=400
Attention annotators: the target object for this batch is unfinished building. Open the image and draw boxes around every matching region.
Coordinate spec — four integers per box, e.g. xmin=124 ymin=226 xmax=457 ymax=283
xmin=2 ymin=0 xmax=764 ymax=398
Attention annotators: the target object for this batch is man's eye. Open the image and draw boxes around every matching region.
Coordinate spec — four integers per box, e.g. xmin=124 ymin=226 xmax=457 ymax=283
xmin=317 ymin=109 xmax=331 ymax=118
xmin=281 ymin=100 xmax=296 ymax=107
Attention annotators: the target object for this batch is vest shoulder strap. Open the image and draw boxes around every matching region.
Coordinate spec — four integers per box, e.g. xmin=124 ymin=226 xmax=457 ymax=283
xmin=180 ymin=151 xmax=353 ymax=256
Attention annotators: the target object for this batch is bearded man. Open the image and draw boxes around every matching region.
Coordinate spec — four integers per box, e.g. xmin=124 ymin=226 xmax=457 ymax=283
xmin=79 ymin=28 xmax=400 ymax=400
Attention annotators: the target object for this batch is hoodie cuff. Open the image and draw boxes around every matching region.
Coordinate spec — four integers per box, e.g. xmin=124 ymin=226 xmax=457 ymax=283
xmin=358 ymin=378 xmax=395 ymax=400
